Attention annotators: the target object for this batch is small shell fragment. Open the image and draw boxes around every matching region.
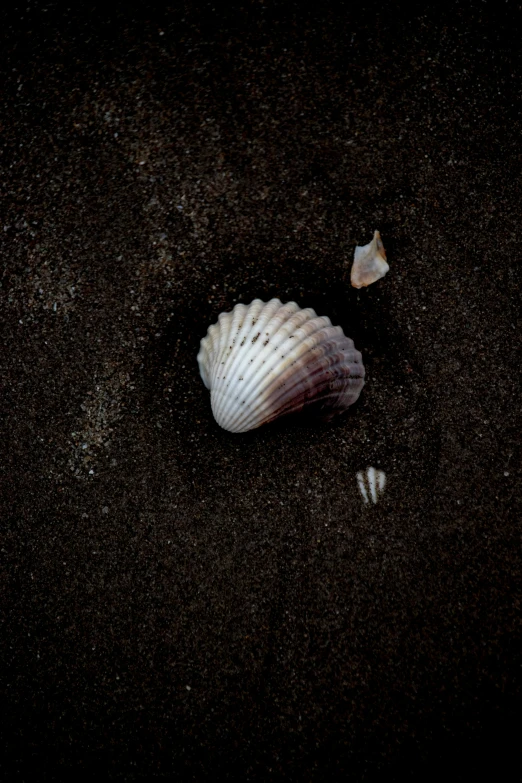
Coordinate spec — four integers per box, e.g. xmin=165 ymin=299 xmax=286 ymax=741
xmin=357 ymin=466 xmax=386 ymax=504
xmin=351 ymin=230 xmax=389 ymax=289
xmin=197 ymin=299 xmax=365 ymax=433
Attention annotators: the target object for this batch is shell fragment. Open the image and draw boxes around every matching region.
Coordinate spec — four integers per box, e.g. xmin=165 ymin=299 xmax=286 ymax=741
xmin=357 ymin=466 xmax=387 ymax=504
xmin=351 ymin=230 xmax=389 ymax=289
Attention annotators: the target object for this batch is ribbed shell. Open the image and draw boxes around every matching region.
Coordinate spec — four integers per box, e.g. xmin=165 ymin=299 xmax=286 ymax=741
xmin=197 ymin=299 xmax=365 ymax=433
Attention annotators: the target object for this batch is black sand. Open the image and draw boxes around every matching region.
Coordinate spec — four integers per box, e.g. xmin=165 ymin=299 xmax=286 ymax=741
xmin=2 ymin=2 xmax=521 ymax=780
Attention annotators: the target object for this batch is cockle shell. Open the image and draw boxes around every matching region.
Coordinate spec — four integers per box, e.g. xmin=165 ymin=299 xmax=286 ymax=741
xmin=197 ymin=299 xmax=365 ymax=433
xmin=351 ymin=230 xmax=389 ymax=289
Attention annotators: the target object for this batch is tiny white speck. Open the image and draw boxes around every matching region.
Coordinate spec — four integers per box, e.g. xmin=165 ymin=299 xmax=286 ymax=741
xmin=139 ymin=160 xmax=145 ymax=165
xmin=504 ymin=471 xmax=510 ymax=476
xmin=185 ymin=685 xmax=191 ymax=691
xmin=89 ymin=469 xmax=94 ymax=475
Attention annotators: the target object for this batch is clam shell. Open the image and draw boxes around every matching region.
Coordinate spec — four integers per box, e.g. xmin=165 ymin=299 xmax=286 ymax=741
xmin=197 ymin=299 xmax=365 ymax=433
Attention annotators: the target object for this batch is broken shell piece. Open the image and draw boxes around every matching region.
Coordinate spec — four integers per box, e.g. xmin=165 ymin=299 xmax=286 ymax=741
xmin=197 ymin=298 xmax=365 ymax=433
xmin=351 ymin=230 xmax=389 ymax=289
xmin=357 ymin=466 xmax=386 ymax=504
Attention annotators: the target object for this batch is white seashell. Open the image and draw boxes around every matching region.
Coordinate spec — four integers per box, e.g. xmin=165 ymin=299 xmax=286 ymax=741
xmin=351 ymin=230 xmax=389 ymax=289
xmin=197 ymin=298 xmax=365 ymax=433
xmin=356 ymin=466 xmax=386 ymax=504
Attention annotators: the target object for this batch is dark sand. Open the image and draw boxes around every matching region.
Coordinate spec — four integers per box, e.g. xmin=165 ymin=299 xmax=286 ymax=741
xmin=2 ymin=2 xmax=521 ymax=780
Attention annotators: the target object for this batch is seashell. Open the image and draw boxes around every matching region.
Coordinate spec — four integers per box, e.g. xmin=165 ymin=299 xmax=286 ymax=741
xmin=197 ymin=298 xmax=365 ymax=433
xmin=351 ymin=230 xmax=389 ymax=289
xmin=356 ymin=466 xmax=386 ymax=504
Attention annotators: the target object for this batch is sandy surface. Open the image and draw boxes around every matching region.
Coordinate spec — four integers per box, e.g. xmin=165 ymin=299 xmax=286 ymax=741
xmin=2 ymin=2 xmax=521 ymax=780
